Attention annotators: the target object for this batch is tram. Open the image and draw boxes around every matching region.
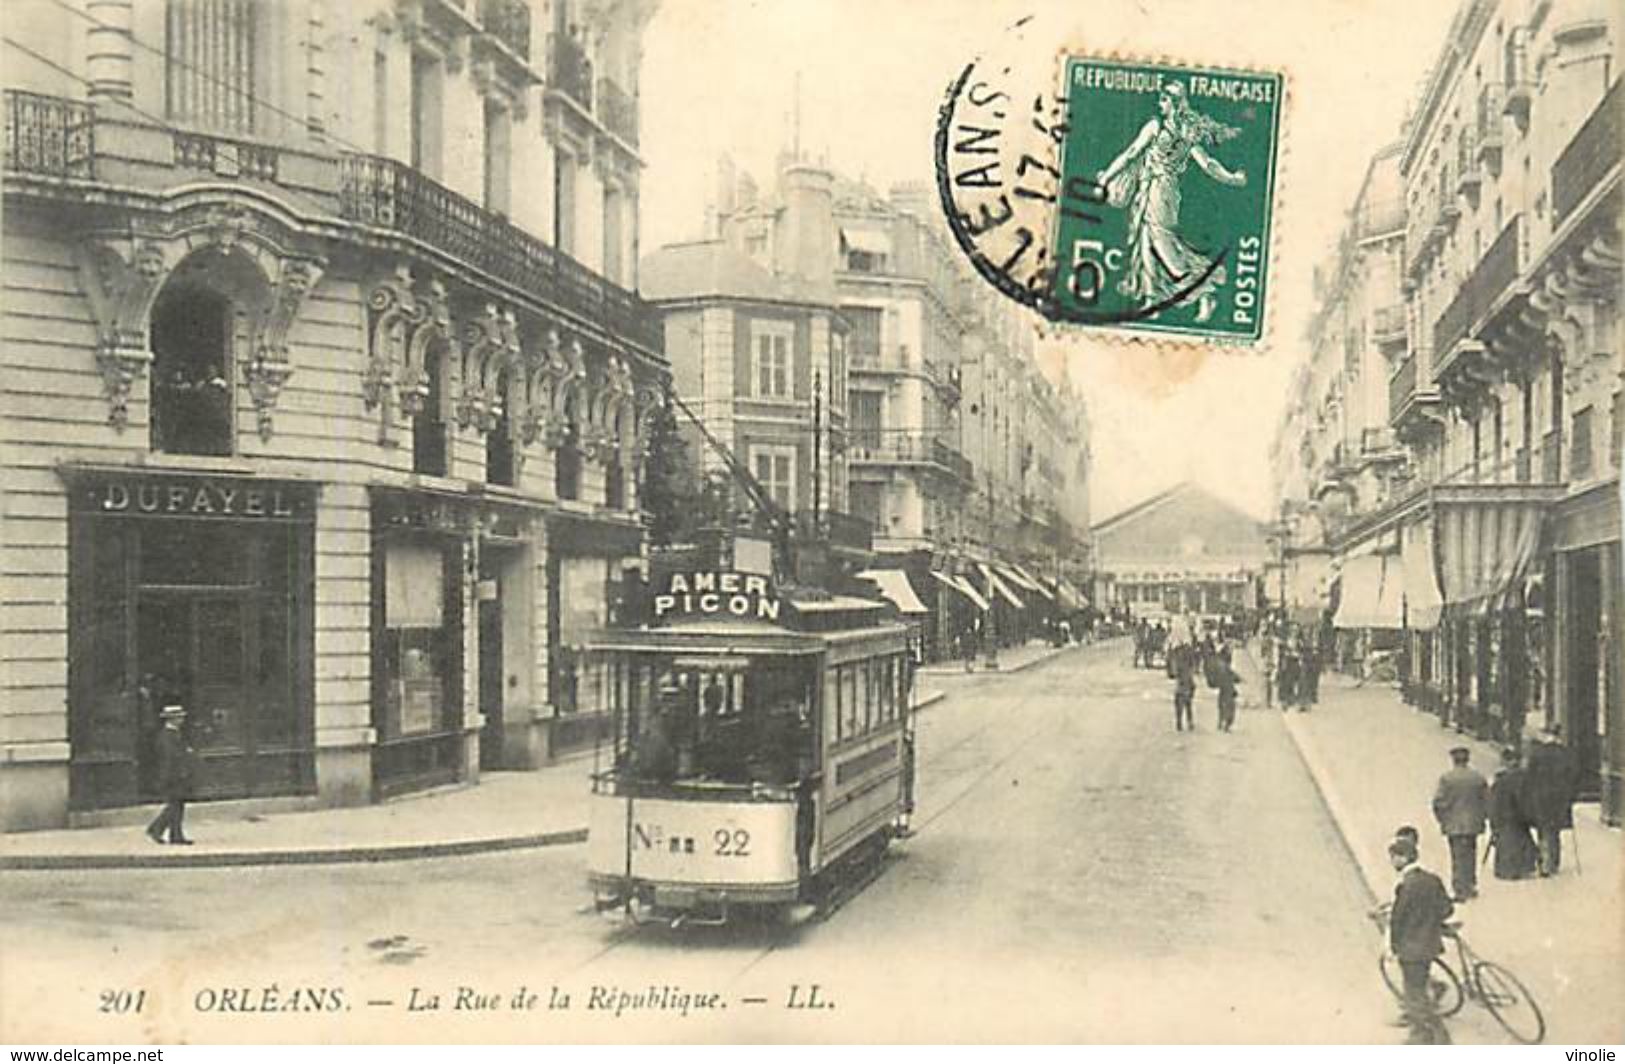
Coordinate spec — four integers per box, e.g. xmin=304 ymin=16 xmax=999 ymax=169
xmin=584 ymin=570 xmax=916 ymax=926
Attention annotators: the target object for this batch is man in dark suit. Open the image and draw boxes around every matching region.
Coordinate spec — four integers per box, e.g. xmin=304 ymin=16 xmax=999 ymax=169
xmin=1523 ymin=725 xmax=1579 ymax=876
xmin=1170 ymin=641 xmax=1196 ymax=732
xmin=1431 ymin=746 xmax=1489 ymax=902
xmin=145 ymin=705 xmax=195 ymax=845
xmin=1386 ymin=836 xmax=1455 ymax=1044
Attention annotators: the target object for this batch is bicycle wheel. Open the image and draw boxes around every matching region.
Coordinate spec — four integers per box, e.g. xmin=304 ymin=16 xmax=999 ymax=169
xmin=1473 ymin=961 xmax=1546 ymax=1044
xmin=1378 ymin=954 xmax=1465 ymax=1017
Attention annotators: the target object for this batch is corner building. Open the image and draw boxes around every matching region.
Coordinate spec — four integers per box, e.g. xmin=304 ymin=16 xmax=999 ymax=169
xmin=1 ymin=0 xmax=665 ymax=829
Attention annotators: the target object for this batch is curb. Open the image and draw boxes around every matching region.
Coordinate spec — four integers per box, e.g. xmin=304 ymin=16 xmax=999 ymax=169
xmin=1279 ymin=711 xmax=1385 ymax=905
xmin=0 ymin=827 xmax=590 ymax=871
xmin=4 ymin=690 xmax=957 ymax=872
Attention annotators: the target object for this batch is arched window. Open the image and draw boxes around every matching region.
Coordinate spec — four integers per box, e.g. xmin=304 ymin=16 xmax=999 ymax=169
xmin=414 ymin=347 xmax=449 ymax=477
xmin=486 ymin=371 xmax=516 ymax=487
xmin=555 ymin=407 xmax=582 ymax=500
xmin=150 ymin=282 xmax=235 ymax=456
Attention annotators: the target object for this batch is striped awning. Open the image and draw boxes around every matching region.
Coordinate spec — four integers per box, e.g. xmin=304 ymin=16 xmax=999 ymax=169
xmin=931 ymin=570 xmax=990 ymax=611
xmin=1333 ymin=553 xmax=1404 ymax=630
xmin=859 ymin=569 xmax=929 ymax=615
xmin=977 ymin=563 xmax=1026 ymax=610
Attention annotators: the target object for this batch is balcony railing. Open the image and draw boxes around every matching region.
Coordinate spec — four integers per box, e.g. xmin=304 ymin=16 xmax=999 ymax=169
xmin=596 ymin=77 xmax=638 ymax=146
xmin=1434 ymin=214 xmax=1521 ymax=367
xmin=1359 ymin=197 xmax=1405 ymax=238
xmin=478 ymin=0 xmax=532 ymax=60
xmin=1553 ymin=80 xmax=1622 ymax=225
xmin=1476 ymin=83 xmax=1505 ymax=173
xmin=1389 ymin=353 xmax=1419 ymax=422
xmin=1504 ymin=32 xmax=1534 ymax=128
xmin=1372 ymin=302 xmax=1406 ymax=344
xmin=3 ymin=90 xmax=93 ymax=178
xmin=798 ymin=509 xmax=873 ymax=554
xmin=1361 ymin=427 xmax=1399 ymax=455
xmin=337 ymin=153 xmax=661 ymax=352
xmin=549 ymin=32 xmax=593 ymax=111
xmin=849 ymin=431 xmax=973 ymax=483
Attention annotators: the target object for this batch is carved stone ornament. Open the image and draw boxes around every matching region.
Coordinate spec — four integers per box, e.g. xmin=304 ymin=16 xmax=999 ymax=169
xmin=458 ymin=302 xmax=520 ymax=433
xmin=74 ymin=239 xmax=168 ymax=429
xmin=244 ymin=256 xmax=325 ymax=440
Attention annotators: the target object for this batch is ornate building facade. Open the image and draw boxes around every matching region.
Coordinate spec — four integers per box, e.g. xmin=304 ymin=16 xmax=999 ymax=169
xmin=1 ymin=0 xmax=665 ymax=829
xmin=1272 ymin=0 xmax=1622 ymax=823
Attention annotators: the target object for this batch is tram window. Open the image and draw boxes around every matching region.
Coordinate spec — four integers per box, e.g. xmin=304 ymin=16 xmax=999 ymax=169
xmin=831 ymin=668 xmax=844 ymax=742
xmin=878 ymin=658 xmax=894 ymax=723
xmin=843 ymin=667 xmax=860 ymax=739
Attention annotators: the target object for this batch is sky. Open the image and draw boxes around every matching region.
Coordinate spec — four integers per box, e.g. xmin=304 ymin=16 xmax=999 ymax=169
xmin=639 ymin=0 xmax=1463 ymax=524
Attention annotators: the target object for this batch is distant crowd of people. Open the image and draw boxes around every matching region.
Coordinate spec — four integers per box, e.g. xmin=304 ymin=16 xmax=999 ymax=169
xmin=1132 ymin=614 xmax=1246 ymax=733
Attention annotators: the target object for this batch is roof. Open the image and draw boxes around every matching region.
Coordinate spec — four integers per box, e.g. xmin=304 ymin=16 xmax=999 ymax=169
xmin=640 ymin=240 xmax=782 ymax=303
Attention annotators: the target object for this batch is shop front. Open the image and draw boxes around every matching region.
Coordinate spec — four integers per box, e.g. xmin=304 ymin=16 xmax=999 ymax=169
xmin=1549 ymin=481 xmax=1623 ymax=824
xmin=64 ymin=469 xmax=317 ymax=810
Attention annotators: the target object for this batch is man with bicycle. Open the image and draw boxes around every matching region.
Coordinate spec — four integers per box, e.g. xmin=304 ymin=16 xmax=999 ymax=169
xmin=1386 ymin=836 xmax=1455 ymax=1044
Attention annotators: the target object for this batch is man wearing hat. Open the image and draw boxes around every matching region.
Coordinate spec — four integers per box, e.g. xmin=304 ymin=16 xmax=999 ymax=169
xmin=1431 ymin=746 xmax=1488 ymax=902
xmin=146 ymin=704 xmax=196 ymax=845
xmin=1386 ymin=835 xmax=1455 ymax=1044
xmin=1522 ymin=724 xmax=1578 ymax=876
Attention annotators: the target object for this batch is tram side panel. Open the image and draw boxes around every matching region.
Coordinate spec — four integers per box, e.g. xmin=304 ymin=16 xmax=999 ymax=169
xmin=817 ymin=733 xmax=906 ymax=869
xmin=587 ymin=794 xmax=800 ymax=901
xmin=814 ymin=633 xmax=912 ymax=872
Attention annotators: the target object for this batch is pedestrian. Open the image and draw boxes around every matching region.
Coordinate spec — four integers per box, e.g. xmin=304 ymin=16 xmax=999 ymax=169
xmin=1488 ymin=745 xmax=1538 ymax=880
xmin=1522 ymin=724 xmax=1578 ymax=877
xmin=1385 ymin=836 xmax=1455 ymax=1044
xmin=1215 ymin=645 xmax=1242 ymax=732
xmin=1277 ymin=642 xmax=1301 ymax=712
xmin=1430 ymin=746 xmax=1489 ymax=902
xmin=145 ymin=704 xmax=195 ymax=845
xmin=1171 ymin=642 xmax=1196 ymax=732
xmin=1299 ymin=633 xmax=1322 ymax=709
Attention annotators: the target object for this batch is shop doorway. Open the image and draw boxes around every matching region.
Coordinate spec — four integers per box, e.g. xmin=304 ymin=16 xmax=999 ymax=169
xmin=1565 ymin=547 xmax=1603 ymax=798
xmin=478 ymin=550 xmax=505 ymax=771
xmin=136 ymin=592 xmax=253 ymax=799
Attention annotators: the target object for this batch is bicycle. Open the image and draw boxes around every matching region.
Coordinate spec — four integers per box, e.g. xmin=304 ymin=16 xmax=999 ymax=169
xmin=1370 ymin=905 xmax=1546 ymax=1044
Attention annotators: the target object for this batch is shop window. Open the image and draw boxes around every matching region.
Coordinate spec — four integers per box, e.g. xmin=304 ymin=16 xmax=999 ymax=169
xmin=413 ymin=348 xmax=448 ymax=477
xmin=381 ymin=539 xmax=458 ymax=742
xmin=150 ymin=284 xmax=234 ymax=456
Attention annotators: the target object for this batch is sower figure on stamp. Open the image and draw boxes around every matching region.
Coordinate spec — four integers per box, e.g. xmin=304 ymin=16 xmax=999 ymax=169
xmin=1431 ymin=746 xmax=1488 ymax=902
xmin=1385 ymin=836 xmax=1455 ymax=1044
xmin=1097 ymin=81 xmax=1248 ymax=324
xmin=145 ymin=704 xmax=195 ymax=845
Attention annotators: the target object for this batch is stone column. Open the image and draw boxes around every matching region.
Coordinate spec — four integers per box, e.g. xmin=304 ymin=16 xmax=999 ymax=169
xmin=85 ymin=0 xmax=135 ymax=102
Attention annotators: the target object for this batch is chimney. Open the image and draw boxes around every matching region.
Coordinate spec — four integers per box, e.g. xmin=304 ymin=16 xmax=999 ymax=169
xmin=778 ymin=162 xmax=835 ymax=287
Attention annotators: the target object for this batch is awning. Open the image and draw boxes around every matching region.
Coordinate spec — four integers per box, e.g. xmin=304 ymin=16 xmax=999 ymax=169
xmin=1436 ymin=498 xmax=1547 ymax=616
xmin=859 ymin=568 xmax=929 ymax=616
xmin=977 ymin=563 xmax=1026 ymax=610
xmin=1056 ymin=577 xmax=1090 ymax=610
xmin=1332 ymin=554 xmax=1403 ymax=629
xmin=1401 ymin=519 xmax=1444 ymax=631
xmin=931 ymin=570 xmax=989 ymax=612
xmin=840 ymin=228 xmax=892 ymax=256
xmin=1005 ymin=563 xmax=1054 ymax=598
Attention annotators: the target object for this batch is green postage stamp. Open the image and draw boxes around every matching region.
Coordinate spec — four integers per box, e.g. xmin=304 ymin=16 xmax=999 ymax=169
xmin=1049 ymin=58 xmax=1284 ymax=342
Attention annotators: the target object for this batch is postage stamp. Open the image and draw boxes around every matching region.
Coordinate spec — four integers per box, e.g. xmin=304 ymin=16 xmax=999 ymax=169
xmin=1049 ymin=57 xmax=1284 ymax=342
xmin=936 ymin=44 xmax=1284 ymax=345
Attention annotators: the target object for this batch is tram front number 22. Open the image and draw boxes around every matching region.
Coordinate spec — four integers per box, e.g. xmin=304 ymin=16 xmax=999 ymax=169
xmin=633 ymin=823 xmax=752 ymax=857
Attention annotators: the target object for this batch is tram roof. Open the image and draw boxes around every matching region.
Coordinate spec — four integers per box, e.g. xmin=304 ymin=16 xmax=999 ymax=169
xmin=583 ymin=616 xmax=910 ymax=656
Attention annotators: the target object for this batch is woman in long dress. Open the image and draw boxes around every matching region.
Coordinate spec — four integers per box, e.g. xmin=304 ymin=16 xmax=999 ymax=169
xmin=1489 ymin=746 xmax=1539 ymax=879
xmin=1098 ymin=82 xmax=1249 ymax=323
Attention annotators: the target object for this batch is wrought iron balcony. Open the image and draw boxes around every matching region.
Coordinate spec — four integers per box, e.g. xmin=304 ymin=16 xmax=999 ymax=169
xmin=548 ymin=32 xmax=593 ymax=111
xmin=478 ymin=0 xmax=532 ymax=60
xmin=848 ymin=431 xmax=973 ymax=483
xmin=1389 ymin=353 xmax=1441 ymax=431
xmin=798 ymin=509 xmax=873 ymax=554
xmin=1433 ymin=214 xmax=1521 ymax=370
xmin=1503 ymin=33 xmax=1534 ymax=130
xmin=596 ymin=77 xmax=638 ymax=146
xmin=3 ymin=90 xmax=94 ymax=178
xmin=1372 ymin=302 xmax=1406 ymax=345
xmin=1553 ymin=80 xmax=1621 ymax=226
xmin=337 ymin=153 xmax=661 ymax=352
xmin=1477 ymin=83 xmax=1505 ymax=174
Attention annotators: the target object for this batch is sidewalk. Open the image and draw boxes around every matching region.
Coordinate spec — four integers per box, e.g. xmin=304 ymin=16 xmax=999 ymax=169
xmin=1278 ymin=669 xmax=1624 ymax=1044
xmin=1 ymin=687 xmax=949 ymax=871
xmin=916 ymin=637 xmax=1085 ymax=678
